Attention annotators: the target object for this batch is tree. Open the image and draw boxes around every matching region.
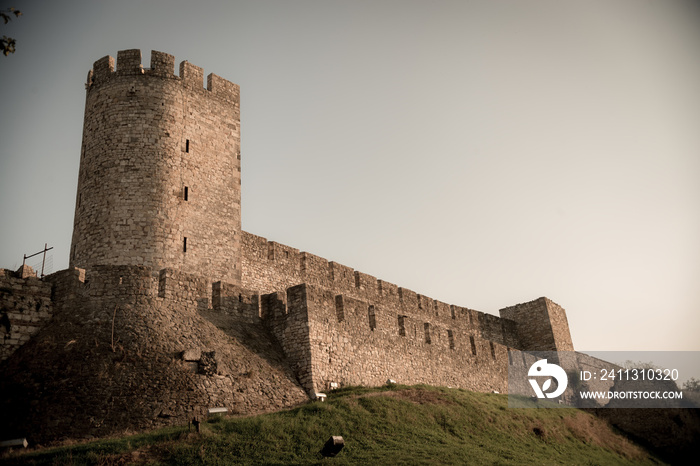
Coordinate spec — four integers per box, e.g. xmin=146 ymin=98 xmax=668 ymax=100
xmin=1 ymin=7 xmax=22 ymax=56
xmin=683 ymin=377 xmax=700 ymax=392
xmin=621 ymin=360 xmax=660 ymax=370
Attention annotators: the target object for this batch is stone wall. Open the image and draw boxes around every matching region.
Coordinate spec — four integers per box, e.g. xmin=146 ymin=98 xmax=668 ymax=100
xmin=70 ymin=49 xmax=242 ymax=285
xmin=0 ymin=267 xmax=54 ymax=362
xmin=499 ymin=297 xmax=574 ymax=351
xmin=0 ymin=265 xmax=307 ymax=443
xmin=282 ymin=283 xmax=511 ymax=394
xmin=242 ymin=231 xmax=527 ymax=352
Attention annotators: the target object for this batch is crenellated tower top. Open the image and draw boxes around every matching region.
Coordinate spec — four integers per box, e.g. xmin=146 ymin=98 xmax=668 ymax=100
xmin=86 ymin=49 xmax=240 ymax=105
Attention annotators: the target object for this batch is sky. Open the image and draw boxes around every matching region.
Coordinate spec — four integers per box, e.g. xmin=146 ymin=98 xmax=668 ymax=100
xmin=1 ymin=0 xmax=699 ymax=352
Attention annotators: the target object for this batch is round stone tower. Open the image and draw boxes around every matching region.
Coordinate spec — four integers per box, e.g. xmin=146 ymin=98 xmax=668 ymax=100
xmin=70 ymin=49 xmax=242 ymax=285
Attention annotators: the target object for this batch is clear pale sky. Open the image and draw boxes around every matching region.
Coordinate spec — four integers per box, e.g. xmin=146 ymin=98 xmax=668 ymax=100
xmin=1 ymin=0 xmax=698 ymax=352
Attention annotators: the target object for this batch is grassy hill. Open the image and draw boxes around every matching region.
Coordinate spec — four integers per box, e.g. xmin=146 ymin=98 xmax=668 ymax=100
xmin=2 ymin=385 xmax=662 ymax=465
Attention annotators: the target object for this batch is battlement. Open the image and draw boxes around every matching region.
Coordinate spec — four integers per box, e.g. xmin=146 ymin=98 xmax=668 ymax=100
xmin=240 ymin=231 xmax=527 ymax=348
xmin=87 ymin=49 xmax=240 ymax=104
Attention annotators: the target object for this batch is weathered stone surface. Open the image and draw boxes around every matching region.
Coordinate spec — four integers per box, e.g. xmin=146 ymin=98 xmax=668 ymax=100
xmin=0 ymin=266 xmax=308 ymax=444
xmin=0 ymin=268 xmax=53 ymax=362
xmin=181 ymin=348 xmax=201 ymax=361
xmin=70 ymin=49 xmax=241 ymax=286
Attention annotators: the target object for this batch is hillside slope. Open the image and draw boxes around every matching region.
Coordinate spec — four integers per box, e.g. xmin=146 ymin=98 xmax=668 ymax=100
xmin=4 ymin=385 xmax=662 ymax=465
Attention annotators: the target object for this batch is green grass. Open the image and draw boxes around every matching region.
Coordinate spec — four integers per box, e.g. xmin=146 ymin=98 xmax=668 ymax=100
xmin=2 ymin=385 xmax=662 ymax=465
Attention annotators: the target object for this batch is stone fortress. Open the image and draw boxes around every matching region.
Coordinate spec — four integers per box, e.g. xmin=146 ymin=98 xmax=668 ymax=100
xmin=0 ymin=49 xmax=576 ymax=442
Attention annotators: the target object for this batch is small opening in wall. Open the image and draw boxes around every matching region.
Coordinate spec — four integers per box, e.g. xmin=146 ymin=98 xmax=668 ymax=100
xmin=470 ymin=336 xmax=477 ymax=356
xmin=398 ymin=315 xmax=406 ymax=336
xmin=78 ymin=193 xmax=82 ymax=208
xmin=184 ymin=186 xmax=189 ymax=201
xmin=1 ymin=312 xmax=11 ymax=334
xmin=368 ymin=305 xmax=376 ymax=331
xmin=450 ymin=305 xmax=455 ymax=320
xmin=448 ymin=329 xmax=455 ymax=349
xmin=417 ymin=295 xmax=422 ymax=309
xmin=335 ymin=295 xmax=344 ymax=323
xmin=424 ymin=322 xmax=431 ymax=344
xmin=119 ymin=276 xmax=123 ymax=285
xmin=183 ymin=237 xmax=188 ymax=253
xmin=490 ymin=341 xmax=496 ymax=359
xmin=185 ymin=139 xmax=190 ymax=153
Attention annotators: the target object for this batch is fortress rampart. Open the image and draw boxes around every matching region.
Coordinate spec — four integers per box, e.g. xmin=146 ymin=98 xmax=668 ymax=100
xmin=0 ymin=49 xmax=581 ymax=442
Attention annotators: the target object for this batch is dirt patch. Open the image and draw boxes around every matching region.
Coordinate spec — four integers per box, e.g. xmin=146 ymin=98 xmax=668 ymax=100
xmin=564 ymin=412 xmax=647 ymax=461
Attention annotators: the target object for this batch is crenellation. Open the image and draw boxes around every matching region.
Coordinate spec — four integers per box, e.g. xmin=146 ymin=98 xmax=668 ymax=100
xmin=116 ymin=49 xmax=143 ymax=75
xmin=300 ymin=251 xmax=329 ymax=284
xmin=353 ymin=270 xmax=378 ymax=296
xmin=329 ymin=262 xmax=355 ymax=292
xmin=179 ymin=60 xmax=204 ymax=89
xmin=149 ymin=50 xmax=175 ymax=77
xmin=398 ymin=287 xmax=418 ymax=308
xmin=91 ymin=55 xmax=115 ymax=83
xmin=268 ymin=241 xmax=301 ymax=267
xmin=207 ymin=73 xmax=240 ymax=105
xmin=242 ymin=232 xmax=269 ymax=260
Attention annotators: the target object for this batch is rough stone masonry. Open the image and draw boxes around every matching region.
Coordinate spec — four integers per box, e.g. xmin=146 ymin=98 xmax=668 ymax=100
xmin=0 ymin=49 xmax=575 ymax=442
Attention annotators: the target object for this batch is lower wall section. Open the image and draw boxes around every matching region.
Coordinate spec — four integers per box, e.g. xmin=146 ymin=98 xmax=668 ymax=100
xmin=0 ymin=265 xmax=308 ymax=443
xmin=274 ymin=284 xmax=510 ymax=394
xmin=0 ymin=268 xmax=54 ymax=362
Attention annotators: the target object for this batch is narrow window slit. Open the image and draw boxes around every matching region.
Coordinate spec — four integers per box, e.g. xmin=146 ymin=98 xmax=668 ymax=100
xmin=335 ymin=295 xmax=345 ymax=323
xmin=398 ymin=315 xmax=406 ymax=336
xmin=183 ymin=237 xmax=187 ymax=253
xmin=185 ymin=139 xmax=190 ymax=153
xmin=184 ymin=186 xmax=189 ymax=201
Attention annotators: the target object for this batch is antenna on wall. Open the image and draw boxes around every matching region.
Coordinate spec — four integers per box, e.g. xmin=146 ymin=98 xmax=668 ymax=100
xmin=22 ymin=243 xmax=54 ymax=278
